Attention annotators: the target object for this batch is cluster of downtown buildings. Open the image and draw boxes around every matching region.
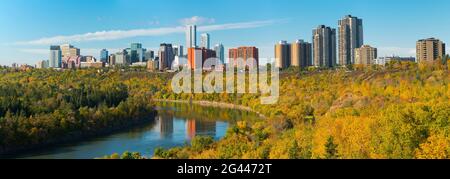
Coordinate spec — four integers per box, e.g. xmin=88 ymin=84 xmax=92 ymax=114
xmin=32 ymin=15 xmax=447 ymax=71
xmin=37 ymin=24 xmax=252 ymax=71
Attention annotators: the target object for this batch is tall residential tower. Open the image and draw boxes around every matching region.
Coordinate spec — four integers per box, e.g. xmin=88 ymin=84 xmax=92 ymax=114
xmin=313 ymin=25 xmax=336 ymax=68
xmin=186 ymin=25 xmax=197 ymax=48
xmin=338 ymin=15 xmax=364 ymax=66
xmin=291 ymin=40 xmax=312 ymax=68
xmin=201 ymin=33 xmax=210 ymax=49
xmin=275 ymin=41 xmax=291 ymax=69
xmin=214 ymin=43 xmax=225 ymax=64
xmin=416 ymin=38 xmax=446 ymax=63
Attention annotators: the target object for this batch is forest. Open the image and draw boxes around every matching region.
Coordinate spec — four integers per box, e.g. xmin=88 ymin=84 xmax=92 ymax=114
xmin=0 ymin=68 xmax=157 ymax=154
xmin=1 ymin=60 xmax=450 ymax=159
xmin=148 ymin=61 xmax=450 ymax=159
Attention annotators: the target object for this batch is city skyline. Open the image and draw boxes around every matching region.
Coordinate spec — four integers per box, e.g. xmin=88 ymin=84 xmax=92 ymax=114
xmin=1 ymin=0 xmax=450 ymax=65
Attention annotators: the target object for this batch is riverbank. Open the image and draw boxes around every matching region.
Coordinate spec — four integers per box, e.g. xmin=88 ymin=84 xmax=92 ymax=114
xmin=0 ymin=110 xmax=158 ymax=158
xmin=152 ymin=99 xmax=267 ymax=119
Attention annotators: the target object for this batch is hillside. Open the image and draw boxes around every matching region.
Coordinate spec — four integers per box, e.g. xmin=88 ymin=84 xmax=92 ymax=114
xmin=152 ymin=62 xmax=450 ymax=159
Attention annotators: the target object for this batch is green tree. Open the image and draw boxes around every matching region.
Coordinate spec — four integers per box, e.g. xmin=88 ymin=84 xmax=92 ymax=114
xmin=325 ymin=136 xmax=338 ymax=159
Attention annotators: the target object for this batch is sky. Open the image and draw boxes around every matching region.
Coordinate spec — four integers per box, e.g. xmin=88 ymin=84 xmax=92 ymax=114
xmin=1 ymin=0 xmax=450 ymax=65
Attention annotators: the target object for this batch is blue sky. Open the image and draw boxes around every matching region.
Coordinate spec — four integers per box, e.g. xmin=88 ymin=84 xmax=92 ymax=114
xmin=1 ymin=0 xmax=450 ymax=65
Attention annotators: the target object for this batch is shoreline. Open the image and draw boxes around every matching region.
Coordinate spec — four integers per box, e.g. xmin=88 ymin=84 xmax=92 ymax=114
xmin=152 ymin=99 xmax=267 ymax=119
xmin=0 ymin=111 xmax=157 ymax=158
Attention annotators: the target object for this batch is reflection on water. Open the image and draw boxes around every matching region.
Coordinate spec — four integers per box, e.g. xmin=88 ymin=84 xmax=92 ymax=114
xmin=4 ymin=102 xmax=260 ymax=159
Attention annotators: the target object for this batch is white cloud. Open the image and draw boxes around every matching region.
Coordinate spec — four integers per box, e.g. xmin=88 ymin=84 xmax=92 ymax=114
xmin=179 ymin=16 xmax=215 ymax=25
xmin=15 ymin=19 xmax=281 ymax=46
xmin=377 ymin=47 xmax=416 ymax=57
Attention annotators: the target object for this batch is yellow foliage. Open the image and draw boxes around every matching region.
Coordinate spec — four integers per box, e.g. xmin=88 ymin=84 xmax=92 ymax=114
xmin=415 ymin=133 xmax=450 ymax=159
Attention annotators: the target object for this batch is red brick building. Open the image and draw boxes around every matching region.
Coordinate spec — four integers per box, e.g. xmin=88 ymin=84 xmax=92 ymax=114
xmin=228 ymin=46 xmax=259 ymax=69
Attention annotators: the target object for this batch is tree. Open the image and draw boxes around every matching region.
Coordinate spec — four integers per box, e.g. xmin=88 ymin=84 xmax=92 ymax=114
xmin=288 ymin=141 xmax=301 ymax=159
xmin=325 ymin=136 xmax=338 ymax=159
xmin=415 ymin=134 xmax=450 ymax=159
xmin=191 ymin=136 xmax=214 ymax=152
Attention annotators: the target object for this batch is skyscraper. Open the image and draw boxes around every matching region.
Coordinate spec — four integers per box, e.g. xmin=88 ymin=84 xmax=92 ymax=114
xmin=186 ymin=25 xmax=197 ymax=48
xmin=130 ymin=43 xmax=145 ymax=63
xmin=313 ymin=25 xmax=337 ymax=68
xmin=355 ymin=45 xmax=377 ymax=65
xmin=416 ymin=38 xmax=446 ymax=63
xmin=100 ymin=49 xmax=109 ymax=63
xmin=214 ymin=43 xmax=225 ymax=64
xmin=49 ymin=45 xmax=62 ymax=68
xmin=338 ymin=15 xmax=364 ymax=66
xmin=275 ymin=41 xmax=291 ymax=69
xmin=158 ymin=43 xmax=174 ymax=70
xmin=201 ymin=33 xmax=210 ymax=49
xmin=291 ymin=40 xmax=312 ymax=68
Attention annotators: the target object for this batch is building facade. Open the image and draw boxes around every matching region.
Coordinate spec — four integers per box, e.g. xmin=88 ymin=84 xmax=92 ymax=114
xmin=416 ymin=38 xmax=446 ymax=63
xmin=60 ymin=44 xmax=80 ymax=58
xmin=186 ymin=25 xmax=197 ymax=48
xmin=275 ymin=41 xmax=291 ymax=69
xmin=291 ymin=40 xmax=312 ymax=68
xmin=158 ymin=43 xmax=174 ymax=71
xmin=108 ymin=54 xmax=116 ymax=66
xmin=115 ymin=50 xmax=130 ymax=65
xmin=355 ymin=45 xmax=377 ymax=65
xmin=313 ymin=25 xmax=336 ymax=68
xmin=49 ymin=45 xmax=62 ymax=68
xmin=173 ymin=45 xmax=184 ymax=57
xmin=214 ymin=43 xmax=225 ymax=65
xmin=187 ymin=47 xmax=216 ymax=70
xmin=338 ymin=15 xmax=364 ymax=66
xmin=100 ymin=49 xmax=109 ymax=63
xmin=201 ymin=33 xmax=210 ymax=49
xmin=130 ymin=43 xmax=146 ymax=63
xmin=145 ymin=50 xmax=155 ymax=61
xmin=229 ymin=46 xmax=259 ymax=69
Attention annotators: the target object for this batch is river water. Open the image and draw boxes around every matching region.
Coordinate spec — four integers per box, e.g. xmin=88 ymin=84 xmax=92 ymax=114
xmin=7 ymin=102 xmax=260 ymax=159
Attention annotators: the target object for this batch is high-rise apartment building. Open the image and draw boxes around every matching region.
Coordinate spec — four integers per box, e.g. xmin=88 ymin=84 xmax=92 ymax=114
xmin=158 ymin=43 xmax=174 ymax=70
xmin=100 ymin=49 xmax=109 ymax=63
xmin=49 ymin=45 xmax=62 ymax=68
xmin=338 ymin=15 xmax=364 ymax=66
xmin=214 ymin=44 xmax=225 ymax=64
xmin=291 ymin=40 xmax=312 ymax=68
xmin=229 ymin=46 xmax=259 ymax=69
xmin=275 ymin=41 xmax=291 ymax=69
xmin=355 ymin=45 xmax=377 ymax=65
xmin=201 ymin=33 xmax=210 ymax=49
xmin=313 ymin=25 xmax=336 ymax=68
xmin=186 ymin=25 xmax=197 ymax=48
xmin=416 ymin=38 xmax=446 ymax=63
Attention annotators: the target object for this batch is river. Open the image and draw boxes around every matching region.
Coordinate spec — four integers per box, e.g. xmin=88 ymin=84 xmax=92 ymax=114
xmin=5 ymin=102 xmax=260 ymax=159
